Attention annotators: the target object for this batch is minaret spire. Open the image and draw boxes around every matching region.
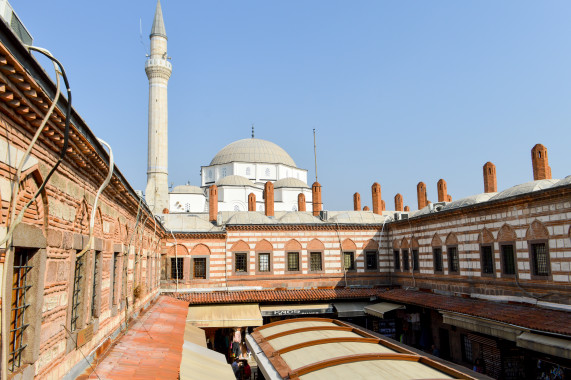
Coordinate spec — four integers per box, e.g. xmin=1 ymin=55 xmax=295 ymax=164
xmin=145 ymin=0 xmax=172 ymax=214
xmin=150 ymin=0 xmax=167 ymax=39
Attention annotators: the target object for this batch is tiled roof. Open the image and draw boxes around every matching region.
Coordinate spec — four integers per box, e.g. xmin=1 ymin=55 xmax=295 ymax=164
xmin=379 ymin=289 xmax=571 ymax=336
xmin=168 ymin=288 xmax=385 ymax=304
xmin=79 ymin=296 xmax=188 ymax=379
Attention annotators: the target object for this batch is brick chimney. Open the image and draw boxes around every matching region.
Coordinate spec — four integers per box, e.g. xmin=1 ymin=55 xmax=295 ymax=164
xmin=363 ymin=206 xmax=370 ymax=211
xmin=417 ymin=182 xmax=427 ymax=210
xmin=394 ymin=193 xmax=403 ymax=212
xmin=483 ymin=161 xmax=497 ymax=193
xmin=353 ymin=192 xmax=361 ymax=211
xmin=404 ymin=205 xmax=410 ymax=212
xmin=372 ymin=182 xmax=381 ymax=215
xmin=381 ymin=199 xmax=386 ymax=211
xmin=209 ymin=185 xmax=218 ymax=223
xmin=264 ymin=181 xmax=274 ymax=216
xmin=447 ymin=194 xmax=452 ymax=202
xmin=312 ymin=182 xmax=322 ymax=216
xmin=298 ymin=193 xmax=306 ymax=211
xmin=437 ymin=179 xmax=447 ymax=202
xmin=531 ymin=144 xmax=552 ymax=180
xmin=248 ymin=192 xmax=256 ymax=211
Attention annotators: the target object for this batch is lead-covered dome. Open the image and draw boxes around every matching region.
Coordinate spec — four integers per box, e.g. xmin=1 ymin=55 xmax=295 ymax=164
xmin=210 ymin=138 xmax=297 ymax=167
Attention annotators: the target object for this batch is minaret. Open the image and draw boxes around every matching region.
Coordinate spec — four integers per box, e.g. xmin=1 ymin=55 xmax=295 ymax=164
xmin=145 ymin=0 xmax=172 ymax=214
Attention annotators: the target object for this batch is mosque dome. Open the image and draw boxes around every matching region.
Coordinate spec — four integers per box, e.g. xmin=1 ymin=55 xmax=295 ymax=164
xmin=171 ymin=185 xmax=203 ymax=194
xmin=210 ymin=138 xmax=297 ymax=167
xmin=274 ymin=177 xmax=309 ymax=189
xmin=216 ymin=175 xmax=256 ymax=187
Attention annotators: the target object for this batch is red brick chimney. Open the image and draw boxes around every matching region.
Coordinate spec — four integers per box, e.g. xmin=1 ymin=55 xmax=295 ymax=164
xmin=381 ymin=199 xmax=386 ymax=211
xmin=447 ymin=194 xmax=452 ymax=202
xmin=417 ymin=182 xmax=427 ymax=210
xmin=248 ymin=193 xmax=256 ymax=211
xmin=372 ymin=182 xmax=381 ymax=215
xmin=531 ymin=144 xmax=552 ymax=180
xmin=483 ymin=161 xmax=497 ymax=193
xmin=404 ymin=206 xmax=410 ymax=212
xmin=264 ymin=181 xmax=274 ymax=216
xmin=437 ymin=179 xmax=448 ymax=202
xmin=298 ymin=193 xmax=306 ymax=211
xmin=209 ymin=185 xmax=218 ymax=223
xmin=394 ymin=193 xmax=403 ymax=212
xmin=363 ymin=206 xmax=370 ymax=211
xmin=353 ymin=192 xmax=361 ymax=211
xmin=312 ymin=182 xmax=322 ymax=216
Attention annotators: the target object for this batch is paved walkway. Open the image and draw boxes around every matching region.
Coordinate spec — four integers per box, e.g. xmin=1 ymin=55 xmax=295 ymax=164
xmin=80 ymin=296 xmax=188 ymax=379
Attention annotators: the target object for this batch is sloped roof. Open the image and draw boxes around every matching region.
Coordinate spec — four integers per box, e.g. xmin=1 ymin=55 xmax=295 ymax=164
xmin=226 ymin=211 xmax=274 ymax=225
xmin=441 ymin=192 xmax=496 ymax=211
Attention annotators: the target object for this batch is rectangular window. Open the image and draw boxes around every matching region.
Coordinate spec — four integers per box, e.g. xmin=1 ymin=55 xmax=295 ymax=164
xmin=461 ymin=335 xmax=473 ymax=362
xmin=412 ymin=249 xmax=419 ymax=271
xmin=366 ymin=251 xmax=377 ymax=270
xmin=402 ymin=249 xmax=409 ymax=271
xmin=344 ymin=252 xmax=355 ymax=270
xmin=481 ymin=245 xmax=494 ymax=275
xmin=193 ymin=258 xmax=206 ymax=279
xmin=111 ymin=252 xmax=119 ymax=307
xmin=258 ymin=253 xmax=270 ymax=272
xmin=310 ymin=252 xmax=322 ymax=271
xmin=9 ymin=248 xmax=33 ymax=372
xmin=433 ymin=248 xmax=443 ymax=272
xmin=288 ymin=252 xmax=300 ymax=271
xmin=448 ymin=247 xmax=459 ymax=273
xmin=235 ymin=253 xmax=247 ymax=273
xmin=71 ymin=253 xmax=84 ymax=331
xmin=393 ymin=250 xmax=400 ymax=271
xmin=501 ymin=244 xmax=516 ymax=275
xmin=170 ymin=257 xmax=183 ymax=279
xmin=91 ymin=251 xmax=101 ymax=319
xmin=531 ymin=243 xmax=549 ymax=276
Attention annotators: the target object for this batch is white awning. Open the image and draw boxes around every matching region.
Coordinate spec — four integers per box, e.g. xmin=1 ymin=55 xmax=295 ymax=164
xmin=180 ymin=341 xmax=235 ymax=380
xmin=260 ymin=303 xmax=333 ymax=317
xmin=364 ymin=302 xmax=405 ymax=318
xmin=333 ymin=302 xmax=371 ymax=317
xmin=187 ymin=304 xmax=263 ymax=328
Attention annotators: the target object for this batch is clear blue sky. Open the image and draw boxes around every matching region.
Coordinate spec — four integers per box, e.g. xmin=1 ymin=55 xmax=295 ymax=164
xmin=17 ymin=1 xmax=571 ymax=210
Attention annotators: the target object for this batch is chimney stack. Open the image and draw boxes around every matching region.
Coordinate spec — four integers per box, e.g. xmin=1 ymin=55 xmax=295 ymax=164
xmin=298 ymin=193 xmax=306 ymax=211
xmin=363 ymin=206 xmax=370 ymax=211
xmin=353 ymin=192 xmax=361 ymax=211
xmin=483 ymin=161 xmax=497 ymax=193
xmin=209 ymin=185 xmax=218 ymax=223
xmin=531 ymin=144 xmax=552 ymax=180
xmin=394 ymin=193 xmax=403 ymax=211
xmin=404 ymin=205 xmax=410 ymax=212
xmin=312 ymin=182 xmax=322 ymax=216
xmin=437 ymin=179 xmax=448 ymax=202
xmin=372 ymin=182 xmax=382 ymax=214
xmin=417 ymin=182 xmax=427 ymax=210
xmin=264 ymin=181 xmax=274 ymax=216
xmin=248 ymin=193 xmax=256 ymax=211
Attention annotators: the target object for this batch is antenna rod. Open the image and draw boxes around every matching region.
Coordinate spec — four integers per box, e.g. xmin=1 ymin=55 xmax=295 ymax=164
xmin=251 ymin=124 xmax=254 ymax=138
xmin=313 ymin=128 xmax=318 ymax=183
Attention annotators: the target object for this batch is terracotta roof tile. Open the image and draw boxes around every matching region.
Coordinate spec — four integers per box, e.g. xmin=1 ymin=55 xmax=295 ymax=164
xmin=167 ymin=288 xmax=385 ymax=304
xmin=81 ymin=296 xmax=188 ymax=379
xmin=379 ymin=289 xmax=571 ymax=336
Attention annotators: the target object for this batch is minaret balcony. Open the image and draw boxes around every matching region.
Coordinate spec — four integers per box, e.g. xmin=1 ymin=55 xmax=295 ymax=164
xmin=145 ymin=58 xmax=172 ymax=71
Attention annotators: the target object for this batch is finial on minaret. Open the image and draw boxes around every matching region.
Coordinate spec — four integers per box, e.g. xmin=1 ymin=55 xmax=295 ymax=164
xmin=150 ymin=0 xmax=167 ymax=39
xmin=251 ymin=124 xmax=254 ymax=138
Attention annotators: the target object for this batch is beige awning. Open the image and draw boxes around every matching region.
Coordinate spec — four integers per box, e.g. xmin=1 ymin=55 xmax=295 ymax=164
xmin=334 ymin=302 xmax=371 ymax=317
xmin=364 ymin=302 xmax=405 ymax=318
xmin=184 ymin=321 xmax=207 ymax=347
xmin=187 ymin=303 xmax=263 ymax=328
xmin=517 ymin=332 xmax=571 ymax=360
xmin=180 ymin=341 xmax=235 ymax=380
xmin=260 ymin=303 xmax=333 ymax=317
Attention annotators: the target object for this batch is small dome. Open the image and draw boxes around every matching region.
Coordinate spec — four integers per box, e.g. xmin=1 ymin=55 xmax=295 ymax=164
xmin=162 ymin=214 xmax=215 ymax=232
xmin=274 ymin=177 xmax=309 ymax=189
xmin=171 ymin=185 xmax=203 ymax=194
xmin=442 ymin=193 xmax=495 ymax=211
xmin=210 ymin=138 xmax=297 ymax=167
xmin=226 ymin=211 xmax=274 ymax=225
xmin=279 ymin=212 xmax=322 ymax=224
xmin=490 ymin=179 xmax=559 ymax=201
xmin=216 ymin=175 xmax=256 ymax=187
xmin=555 ymin=175 xmax=571 ymax=187
xmin=327 ymin=211 xmax=388 ymax=224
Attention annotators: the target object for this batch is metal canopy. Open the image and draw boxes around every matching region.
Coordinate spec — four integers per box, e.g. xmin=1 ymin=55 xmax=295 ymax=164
xmin=364 ymin=302 xmax=405 ymax=318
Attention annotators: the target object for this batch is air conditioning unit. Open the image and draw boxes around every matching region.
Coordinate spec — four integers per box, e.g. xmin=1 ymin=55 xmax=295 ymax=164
xmin=393 ymin=212 xmax=410 ymax=221
xmin=433 ymin=202 xmax=446 ymax=212
xmin=0 ymin=1 xmax=33 ymax=45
